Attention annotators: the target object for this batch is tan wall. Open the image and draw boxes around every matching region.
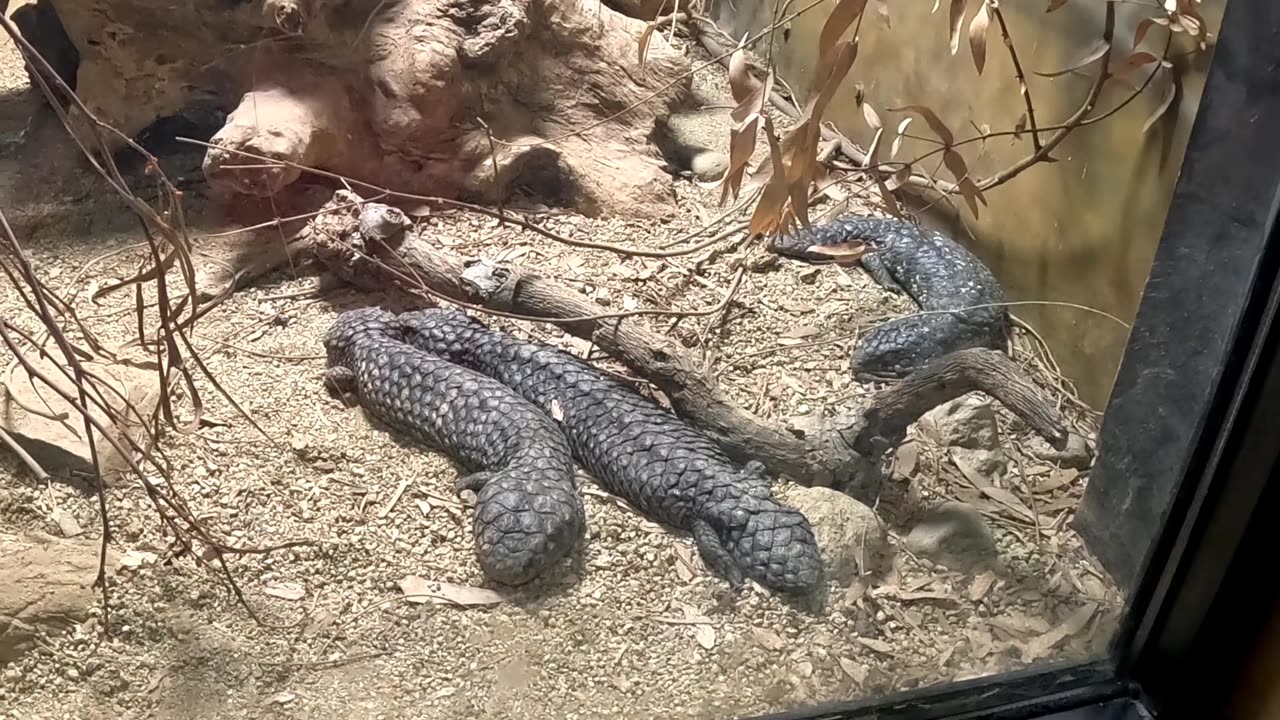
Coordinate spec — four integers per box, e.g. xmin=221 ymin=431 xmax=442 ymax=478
xmin=706 ymin=0 xmax=1225 ymax=409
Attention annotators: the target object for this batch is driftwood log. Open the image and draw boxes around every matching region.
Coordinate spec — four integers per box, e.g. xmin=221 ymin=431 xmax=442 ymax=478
xmin=24 ymin=0 xmax=692 ymax=220
xmin=302 ymin=192 xmax=1068 ymax=502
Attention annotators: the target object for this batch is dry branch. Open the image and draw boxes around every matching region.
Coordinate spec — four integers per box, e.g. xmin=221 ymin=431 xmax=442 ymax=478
xmin=304 ymin=192 xmax=1067 ymax=502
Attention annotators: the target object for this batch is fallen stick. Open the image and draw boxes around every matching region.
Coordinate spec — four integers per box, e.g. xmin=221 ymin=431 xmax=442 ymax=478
xmin=303 ymin=192 xmax=1066 ymax=502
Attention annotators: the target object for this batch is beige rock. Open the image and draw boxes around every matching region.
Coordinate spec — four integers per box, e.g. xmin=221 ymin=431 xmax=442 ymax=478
xmin=0 ymin=531 xmax=115 ymax=664
xmin=785 ymin=486 xmax=890 ymax=585
xmin=1 ymin=352 xmax=161 ymax=480
xmin=921 ymin=394 xmax=1000 ymax=450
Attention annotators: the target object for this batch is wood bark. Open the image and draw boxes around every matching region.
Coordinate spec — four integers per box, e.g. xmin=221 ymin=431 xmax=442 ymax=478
xmin=303 ymin=192 xmax=1068 ymax=503
xmin=32 ymin=0 xmax=693 ymax=220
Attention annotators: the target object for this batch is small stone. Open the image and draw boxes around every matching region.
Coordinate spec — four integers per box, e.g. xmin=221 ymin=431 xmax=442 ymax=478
xmin=687 ymin=151 xmax=729 ymax=181
xmin=921 ymin=395 xmax=999 ymax=450
xmin=1026 ymin=431 xmax=1093 ymax=470
xmin=785 ymin=487 xmax=890 ymax=584
xmin=903 ymin=501 xmax=998 ymax=573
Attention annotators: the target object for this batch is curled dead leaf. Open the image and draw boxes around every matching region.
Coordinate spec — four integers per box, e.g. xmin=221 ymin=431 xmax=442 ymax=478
xmin=942 ymin=149 xmax=987 ymax=216
xmin=1022 ymin=602 xmax=1098 ymax=662
xmin=889 ymin=104 xmax=956 ymax=146
xmin=856 ymin=637 xmax=894 ymax=654
xmin=1133 ymin=16 xmax=1167 ymax=48
xmin=263 ymin=581 xmax=306 ymax=601
xmin=862 ymin=102 xmax=883 ymax=130
xmin=1013 ymin=113 xmax=1028 ymax=140
xmin=818 ymin=0 xmax=870 ymax=71
xmin=948 ymin=0 xmax=969 ymax=56
xmin=968 ymin=0 xmax=991 ymax=74
xmin=970 ymin=571 xmax=998 ymax=601
xmin=980 ymin=486 xmax=1037 ymax=522
xmin=1036 ymin=39 xmax=1111 ymax=78
xmin=637 ymin=21 xmax=658 ymax=71
xmin=779 ymin=325 xmax=823 ymax=340
xmin=752 ymin=627 xmax=787 ymax=650
xmin=884 ymin=165 xmax=914 ymax=192
xmin=838 ymin=656 xmax=869 ymax=684
xmin=1143 ymin=71 xmax=1178 ymax=133
xmin=1045 ymin=0 xmax=1070 ymax=11
xmin=397 ymin=575 xmax=507 ymax=606
xmin=1109 ymin=51 xmax=1160 ymax=81
xmin=890 ymin=117 xmax=912 ymax=158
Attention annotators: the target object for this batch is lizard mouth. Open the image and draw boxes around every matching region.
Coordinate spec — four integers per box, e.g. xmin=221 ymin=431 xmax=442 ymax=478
xmin=794 ymin=238 xmax=875 ymax=265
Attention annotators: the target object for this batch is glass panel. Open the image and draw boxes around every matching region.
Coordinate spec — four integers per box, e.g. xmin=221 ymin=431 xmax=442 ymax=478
xmin=0 ymin=0 xmax=1236 ymax=718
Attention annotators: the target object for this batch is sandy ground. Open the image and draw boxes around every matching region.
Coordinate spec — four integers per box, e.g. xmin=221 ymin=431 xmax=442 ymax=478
xmin=0 ymin=18 xmax=1122 ymax=720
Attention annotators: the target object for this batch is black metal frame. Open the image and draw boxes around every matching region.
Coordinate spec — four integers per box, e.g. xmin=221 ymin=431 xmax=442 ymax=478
xmin=743 ymin=0 xmax=1280 ymax=716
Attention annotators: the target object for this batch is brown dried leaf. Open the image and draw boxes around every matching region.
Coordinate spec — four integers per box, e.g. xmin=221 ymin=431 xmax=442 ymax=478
xmin=862 ymin=102 xmax=883 ymax=130
xmin=846 ymin=576 xmax=870 ymax=604
xmin=942 ymin=149 xmax=987 ymax=216
xmin=839 ymin=656 xmax=869 ymax=684
xmin=263 ymin=581 xmax=306 ymax=601
xmin=1012 ymin=113 xmax=1028 ymax=140
xmin=1035 ymin=39 xmax=1111 ymax=77
xmin=694 ymin=624 xmax=717 ymax=649
xmin=856 ymin=637 xmax=894 ymax=654
xmin=1174 ymin=0 xmax=1207 ymax=41
xmin=968 ymin=0 xmax=991 ymax=74
xmin=885 ymin=165 xmax=914 ymax=192
xmin=980 ymin=486 xmax=1036 ymax=522
xmin=948 ymin=0 xmax=969 ymax=56
xmin=747 ymin=117 xmax=793 ymax=236
xmin=969 ymin=571 xmax=998 ymax=601
xmin=397 ymin=576 xmax=507 ymax=606
xmin=889 ymin=104 xmax=956 ymax=146
xmin=1022 ymin=603 xmax=1098 ymax=662
xmin=779 ymin=325 xmax=823 ymax=340
xmin=864 ymin=127 xmax=885 ymax=170
xmin=1035 ymin=468 xmax=1079 ymax=493
xmin=637 ymin=21 xmax=658 ymax=70
xmin=752 ymin=627 xmax=787 ymax=651
xmin=1143 ymin=72 xmax=1178 ymax=133
xmin=890 ymin=118 xmax=913 ymax=158
xmin=719 ymin=37 xmax=775 ymax=205
xmin=1134 ymin=16 xmax=1166 ymax=47
xmin=818 ymin=0 xmax=870 ymax=71
xmin=727 ymin=41 xmax=761 ymax=108
xmin=1045 ymin=0 xmax=1070 ymax=10
xmin=1110 ymin=51 xmax=1160 ymax=80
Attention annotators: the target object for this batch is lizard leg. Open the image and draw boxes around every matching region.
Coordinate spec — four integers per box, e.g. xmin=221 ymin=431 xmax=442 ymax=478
xmin=691 ymin=520 xmax=745 ymax=588
xmin=860 ymin=253 xmax=906 ymax=295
